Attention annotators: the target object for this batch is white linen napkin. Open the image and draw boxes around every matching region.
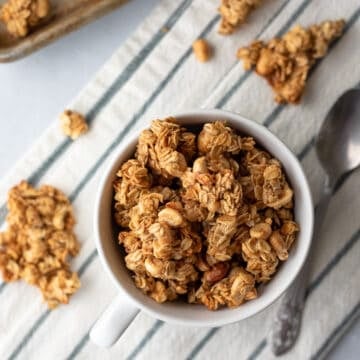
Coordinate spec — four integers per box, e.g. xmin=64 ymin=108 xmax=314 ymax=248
xmin=1 ymin=0 xmax=359 ymax=359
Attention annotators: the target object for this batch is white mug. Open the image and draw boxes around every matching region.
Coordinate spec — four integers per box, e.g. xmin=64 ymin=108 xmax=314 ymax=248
xmin=90 ymin=109 xmax=314 ymax=347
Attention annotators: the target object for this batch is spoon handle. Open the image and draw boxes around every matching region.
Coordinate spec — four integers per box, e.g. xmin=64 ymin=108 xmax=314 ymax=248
xmin=270 ymin=185 xmax=332 ymax=356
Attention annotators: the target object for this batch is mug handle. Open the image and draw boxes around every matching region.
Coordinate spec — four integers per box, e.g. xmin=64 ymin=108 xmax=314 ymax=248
xmin=90 ymin=294 xmax=140 ymax=347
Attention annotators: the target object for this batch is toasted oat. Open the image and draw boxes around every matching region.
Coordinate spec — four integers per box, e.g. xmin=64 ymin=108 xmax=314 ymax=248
xmin=60 ymin=110 xmax=88 ymax=140
xmin=192 ymin=39 xmax=212 ymax=62
xmin=0 ymin=181 xmax=80 ymax=309
xmin=113 ymin=118 xmax=299 ymax=310
xmin=218 ymin=0 xmax=263 ymax=35
xmin=237 ymin=19 xmax=345 ymax=103
xmin=194 ymin=267 xmax=256 ymax=310
xmin=242 ymin=233 xmax=278 ymax=281
xmin=0 ymin=0 xmax=50 ymax=38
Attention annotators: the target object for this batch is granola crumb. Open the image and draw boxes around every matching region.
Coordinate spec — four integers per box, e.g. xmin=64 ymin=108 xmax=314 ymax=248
xmin=218 ymin=0 xmax=263 ymax=35
xmin=161 ymin=26 xmax=169 ymax=33
xmin=237 ymin=19 xmax=345 ymax=104
xmin=192 ymin=39 xmax=212 ymax=63
xmin=0 ymin=181 xmax=81 ymax=309
xmin=0 ymin=0 xmax=51 ymax=38
xmin=60 ymin=110 xmax=88 ymax=140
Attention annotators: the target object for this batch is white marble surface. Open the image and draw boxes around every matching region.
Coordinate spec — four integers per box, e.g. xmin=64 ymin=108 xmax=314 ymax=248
xmin=0 ymin=0 xmax=358 ymax=358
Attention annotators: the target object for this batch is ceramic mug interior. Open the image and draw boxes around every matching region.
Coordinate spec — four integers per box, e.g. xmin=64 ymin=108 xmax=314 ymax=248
xmin=94 ymin=109 xmax=314 ymax=327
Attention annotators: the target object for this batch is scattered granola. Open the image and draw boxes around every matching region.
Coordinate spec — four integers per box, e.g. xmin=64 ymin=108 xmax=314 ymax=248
xmin=0 ymin=0 xmax=51 ymax=38
xmin=237 ymin=19 xmax=345 ymax=103
xmin=60 ymin=110 xmax=88 ymax=140
xmin=0 ymin=181 xmax=81 ymax=309
xmin=192 ymin=39 xmax=212 ymax=63
xmin=113 ymin=118 xmax=299 ymax=310
xmin=218 ymin=0 xmax=263 ymax=35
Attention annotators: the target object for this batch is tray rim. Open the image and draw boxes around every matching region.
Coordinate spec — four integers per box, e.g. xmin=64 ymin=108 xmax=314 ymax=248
xmin=0 ymin=0 xmax=128 ymax=63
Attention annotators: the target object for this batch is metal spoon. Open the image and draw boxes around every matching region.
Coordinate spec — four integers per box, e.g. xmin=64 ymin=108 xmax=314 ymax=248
xmin=270 ymin=88 xmax=360 ymax=356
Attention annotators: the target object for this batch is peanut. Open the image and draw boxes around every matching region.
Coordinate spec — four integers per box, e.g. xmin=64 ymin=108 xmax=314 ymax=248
xmin=204 ymin=262 xmax=230 ymax=283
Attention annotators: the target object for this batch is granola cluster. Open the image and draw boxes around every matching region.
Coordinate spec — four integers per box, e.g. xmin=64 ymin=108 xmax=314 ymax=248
xmin=218 ymin=0 xmax=263 ymax=35
xmin=60 ymin=110 xmax=88 ymax=140
xmin=0 ymin=0 xmax=51 ymax=38
xmin=113 ymin=118 xmax=299 ymax=310
xmin=0 ymin=181 xmax=81 ymax=309
xmin=237 ymin=19 xmax=345 ymax=103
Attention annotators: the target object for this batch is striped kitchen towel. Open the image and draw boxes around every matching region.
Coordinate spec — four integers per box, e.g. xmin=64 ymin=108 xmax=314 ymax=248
xmin=1 ymin=0 xmax=360 ymax=359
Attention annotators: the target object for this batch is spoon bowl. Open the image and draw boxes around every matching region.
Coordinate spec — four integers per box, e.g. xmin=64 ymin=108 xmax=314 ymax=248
xmin=316 ymin=88 xmax=360 ymax=183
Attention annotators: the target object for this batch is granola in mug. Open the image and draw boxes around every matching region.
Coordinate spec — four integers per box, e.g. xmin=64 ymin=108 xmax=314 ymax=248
xmin=113 ymin=118 xmax=299 ymax=310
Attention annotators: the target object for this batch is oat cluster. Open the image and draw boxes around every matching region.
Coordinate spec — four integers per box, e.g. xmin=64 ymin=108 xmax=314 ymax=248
xmin=60 ymin=110 xmax=89 ymax=140
xmin=192 ymin=39 xmax=212 ymax=63
xmin=113 ymin=118 xmax=299 ymax=310
xmin=219 ymin=0 xmax=263 ymax=35
xmin=0 ymin=0 xmax=50 ymax=38
xmin=0 ymin=181 xmax=81 ymax=309
xmin=237 ymin=19 xmax=345 ymax=104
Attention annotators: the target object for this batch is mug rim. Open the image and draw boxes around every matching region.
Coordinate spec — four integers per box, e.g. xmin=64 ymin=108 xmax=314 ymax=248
xmin=94 ymin=109 xmax=314 ymax=327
